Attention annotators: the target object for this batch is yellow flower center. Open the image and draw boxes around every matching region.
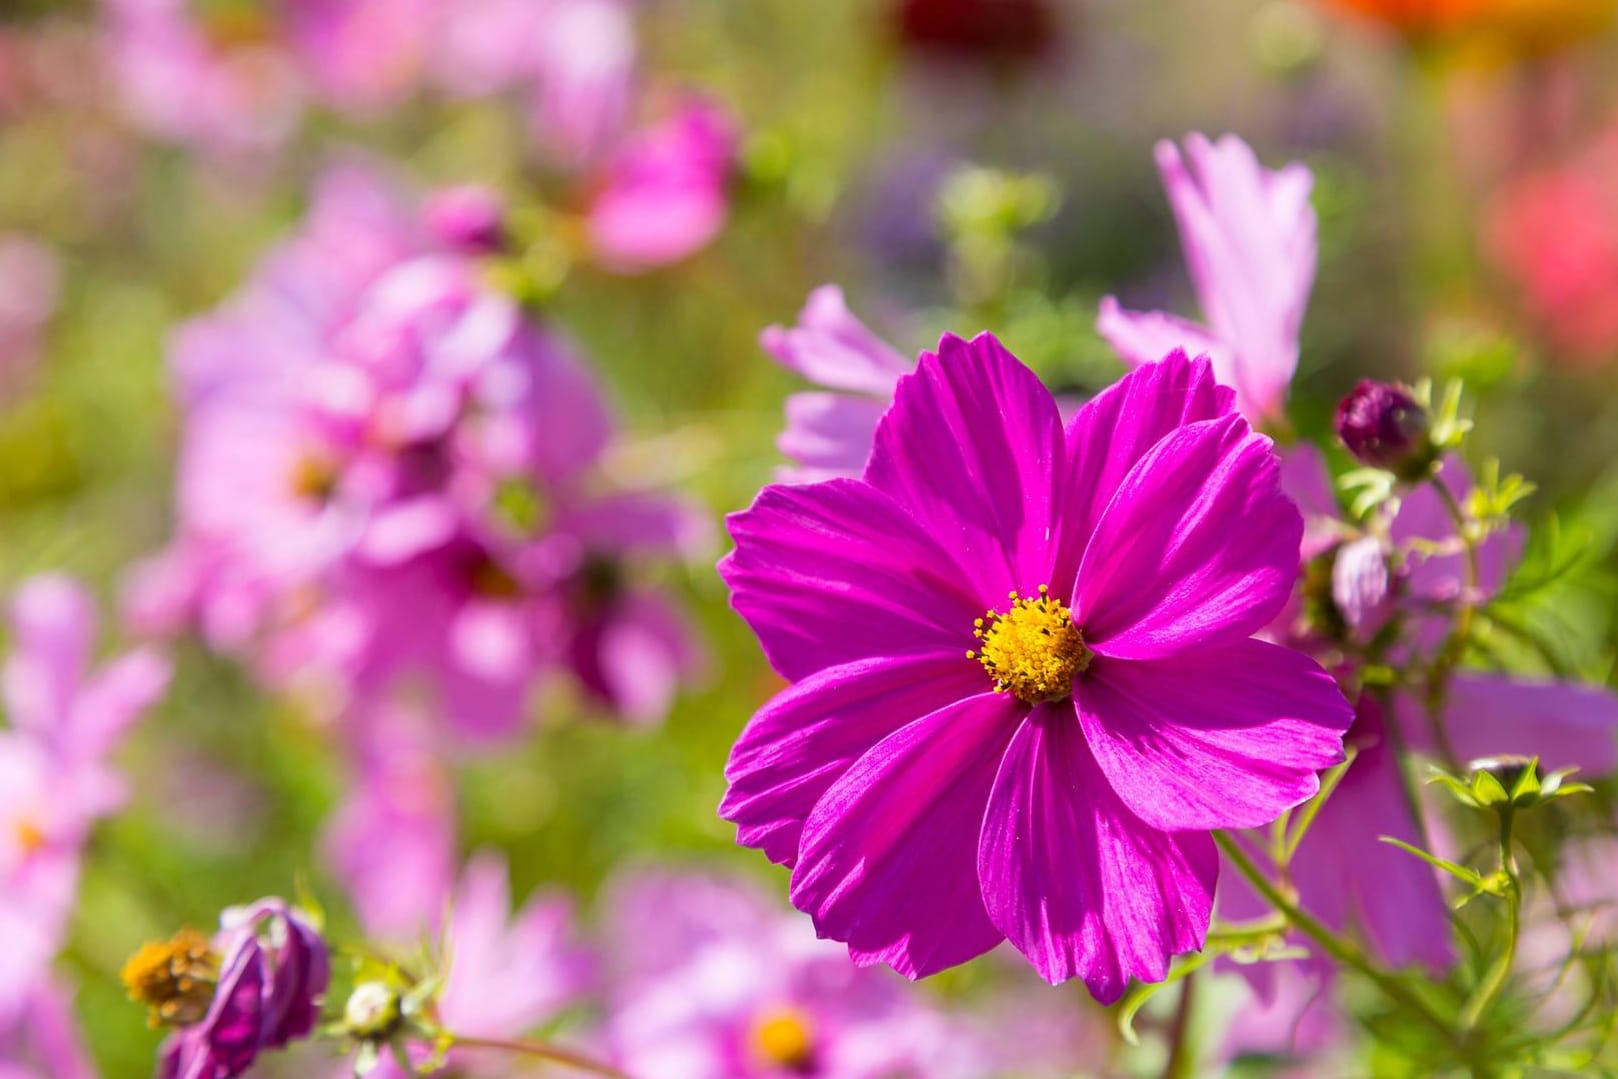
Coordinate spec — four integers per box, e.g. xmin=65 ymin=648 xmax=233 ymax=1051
xmin=289 ymin=453 xmax=338 ymax=503
xmin=748 ymin=1005 xmax=815 ymax=1071
xmin=968 ymin=586 xmax=1090 ymax=704
xmin=13 ymin=818 xmax=47 ymax=855
xmin=121 ymin=929 xmax=221 ymax=1028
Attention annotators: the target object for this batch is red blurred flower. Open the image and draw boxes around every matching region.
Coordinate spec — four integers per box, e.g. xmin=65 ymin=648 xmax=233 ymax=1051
xmin=893 ymin=0 xmax=1057 ymax=63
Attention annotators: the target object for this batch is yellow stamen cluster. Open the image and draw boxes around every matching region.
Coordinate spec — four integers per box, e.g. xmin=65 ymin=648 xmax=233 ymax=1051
xmin=289 ymin=453 xmax=338 ymax=503
xmin=967 ymin=586 xmax=1089 ymax=704
xmin=121 ymin=929 xmax=221 ymax=1028
xmin=748 ymin=1005 xmax=815 ymax=1070
xmin=13 ymin=818 xmax=47 ymax=856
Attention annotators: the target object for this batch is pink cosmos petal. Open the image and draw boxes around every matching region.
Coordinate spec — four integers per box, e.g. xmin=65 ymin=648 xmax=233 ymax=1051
xmin=863 ymin=333 xmax=1064 ymax=596
xmin=1094 ymin=297 xmax=1231 ymax=387
xmin=555 ymin=492 xmax=711 ymax=559
xmin=1075 ymin=639 xmax=1350 ymax=831
xmin=518 ymin=327 xmax=615 ymax=486
xmin=978 ymin=705 xmax=1216 ymax=1000
xmin=760 ymin=286 xmax=911 ymax=397
xmin=2 ymin=576 xmax=94 ymax=738
xmin=1393 ymin=458 xmax=1523 ymax=605
xmin=1054 ymin=351 xmax=1234 ymax=584
xmin=722 ymin=479 xmax=982 ymax=681
xmin=68 ymin=648 xmax=171 ymax=763
xmin=574 ymin=589 xmax=704 ymax=726
xmin=1292 ymin=699 xmax=1454 ymax=972
xmin=776 ymin=392 xmax=890 ymax=484
xmin=722 ymin=654 xmax=989 ymax=866
xmin=1330 ymin=536 xmax=1390 ymax=632
xmin=1159 ymin=134 xmax=1315 ymax=423
xmin=1395 ymin=671 xmax=1618 ymax=775
xmin=1278 ymin=443 xmax=1342 ymax=562
xmin=789 ymin=693 xmax=1020 ymax=978
xmin=1076 ymin=415 xmax=1300 ymax=659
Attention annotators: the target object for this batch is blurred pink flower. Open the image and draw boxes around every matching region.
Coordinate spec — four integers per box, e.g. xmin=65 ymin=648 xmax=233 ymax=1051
xmin=587 ymin=98 xmax=739 ymax=272
xmin=1487 ymin=124 xmax=1618 ymax=363
xmin=761 ymin=285 xmax=913 ymax=483
xmin=0 ymin=235 xmax=61 ymax=398
xmin=278 ymin=0 xmax=437 ymax=115
xmin=603 ymin=869 xmax=995 ymax=1079
xmin=1099 ymin=133 xmax=1317 ymax=425
xmin=134 ymin=162 xmax=705 ymax=742
xmin=0 ymin=978 xmax=96 ymax=1079
xmin=368 ymin=852 xmax=594 ymax=1078
xmin=0 ymin=575 xmax=170 ymax=1024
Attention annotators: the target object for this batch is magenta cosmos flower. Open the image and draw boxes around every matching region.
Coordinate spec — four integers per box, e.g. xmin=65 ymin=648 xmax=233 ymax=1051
xmin=719 ymin=337 xmax=1353 ymax=1001
xmin=1098 ymin=134 xmax=1316 ymax=426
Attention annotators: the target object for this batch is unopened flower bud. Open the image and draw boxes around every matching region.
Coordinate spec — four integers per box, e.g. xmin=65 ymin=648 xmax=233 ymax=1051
xmin=423 ymin=185 xmax=507 ymax=254
xmin=343 ymin=981 xmax=402 ymax=1039
xmin=1334 ymin=380 xmax=1435 ymax=478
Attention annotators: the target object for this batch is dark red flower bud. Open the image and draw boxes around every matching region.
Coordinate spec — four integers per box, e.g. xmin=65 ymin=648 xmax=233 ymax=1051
xmin=1334 ymin=380 xmax=1434 ymax=478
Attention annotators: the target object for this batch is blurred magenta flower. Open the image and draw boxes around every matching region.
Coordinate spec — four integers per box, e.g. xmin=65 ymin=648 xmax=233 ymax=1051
xmin=587 ymin=98 xmax=739 ymax=272
xmin=0 ymin=575 xmax=170 ymax=1023
xmin=761 ymin=285 xmax=912 ymax=483
xmin=423 ymin=184 xmax=508 ymax=254
xmin=125 ymin=898 xmax=329 ymax=1079
xmin=1487 ymin=124 xmax=1618 ymax=364
xmin=720 ymin=340 xmax=1351 ymax=1000
xmin=367 ymin=852 xmax=594 ymax=1078
xmin=604 ymin=869 xmax=996 ymax=1078
xmin=1099 ymin=133 xmax=1317 ymax=426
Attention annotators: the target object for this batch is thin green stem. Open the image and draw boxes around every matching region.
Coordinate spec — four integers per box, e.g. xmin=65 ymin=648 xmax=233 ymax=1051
xmin=1460 ymin=808 xmax=1521 ymax=1031
xmin=1213 ymin=831 xmax=1455 ymax=1044
xmin=1161 ymin=971 xmax=1198 ymax=1079
xmin=447 ymin=1034 xmax=633 ymax=1079
xmin=1281 ymin=749 xmax=1358 ymax=864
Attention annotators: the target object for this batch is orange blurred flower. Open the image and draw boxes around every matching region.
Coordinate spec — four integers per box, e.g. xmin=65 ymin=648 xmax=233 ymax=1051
xmin=1321 ymin=0 xmax=1616 ymax=50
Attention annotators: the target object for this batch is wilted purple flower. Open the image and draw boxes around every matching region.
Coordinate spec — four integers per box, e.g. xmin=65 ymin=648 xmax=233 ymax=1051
xmin=122 ymin=899 xmax=328 ymax=1079
xmin=587 ymin=98 xmax=739 ymax=273
xmin=760 ymin=285 xmax=913 ymax=482
xmin=1334 ymin=379 xmax=1435 ymax=477
xmin=0 ymin=575 xmax=170 ymax=1021
xmin=720 ymin=340 xmax=1352 ymax=1000
xmin=1099 ymin=133 xmax=1316 ymax=425
xmin=604 ymin=869 xmax=995 ymax=1078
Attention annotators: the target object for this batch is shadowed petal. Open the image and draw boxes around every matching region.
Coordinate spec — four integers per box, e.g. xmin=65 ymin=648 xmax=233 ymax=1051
xmin=978 ymin=705 xmax=1216 ymax=1001
xmin=777 ymin=391 xmax=890 ymax=482
xmin=789 ymin=692 xmax=1021 ymax=978
xmin=722 ymin=653 xmax=987 ymax=866
xmin=1076 ymin=415 xmax=1300 ymax=659
xmin=1054 ymin=351 xmax=1234 ymax=585
xmin=1076 ymin=639 xmax=1350 ymax=831
xmin=1395 ymin=671 xmax=1618 ymax=775
xmin=863 ymin=333 xmax=1064 ymax=596
xmin=722 ymin=479 xmax=981 ymax=681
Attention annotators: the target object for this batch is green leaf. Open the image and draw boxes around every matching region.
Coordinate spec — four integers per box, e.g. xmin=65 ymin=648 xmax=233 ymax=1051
xmin=1379 ymin=836 xmax=1485 ymax=887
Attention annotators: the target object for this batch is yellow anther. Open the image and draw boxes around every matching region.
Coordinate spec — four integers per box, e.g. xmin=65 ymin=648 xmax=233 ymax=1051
xmin=749 ymin=1006 xmax=815 ymax=1070
xmin=971 ymin=586 xmax=1090 ymax=704
xmin=121 ymin=929 xmax=220 ymax=1028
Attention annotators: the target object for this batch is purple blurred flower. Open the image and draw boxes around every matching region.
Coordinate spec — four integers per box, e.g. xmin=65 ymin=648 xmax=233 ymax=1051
xmin=0 ymin=575 xmax=170 ymax=1021
xmin=423 ymin=184 xmax=508 ymax=254
xmin=1099 ymin=133 xmax=1317 ymax=426
xmin=720 ymin=340 xmax=1351 ymax=1000
xmin=760 ymin=285 xmax=913 ymax=482
xmin=131 ymin=899 xmax=329 ymax=1079
xmin=605 ymin=869 xmax=994 ymax=1078
xmin=587 ymin=98 xmax=738 ymax=272
xmin=1334 ymin=379 xmax=1434 ymax=476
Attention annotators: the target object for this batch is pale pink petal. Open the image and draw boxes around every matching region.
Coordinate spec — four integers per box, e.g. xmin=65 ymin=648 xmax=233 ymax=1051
xmin=1095 ymin=296 xmax=1230 ymax=377
xmin=978 ymin=705 xmax=1216 ymax=1000
xmin=1395 ymin=671 xmax=1618 ymax=775
xmin=760 ymin=285 xmax=911 ymax=396
xmin=1075 ymin=415 xmax=1300 ymax=659
xmin=789 ymin=693 xmax=1020 ymax=978
xmin=776 ymin=392 xmax=889 ymax=483
xmin=1076 ymin=639 xmax=1350 ymax=831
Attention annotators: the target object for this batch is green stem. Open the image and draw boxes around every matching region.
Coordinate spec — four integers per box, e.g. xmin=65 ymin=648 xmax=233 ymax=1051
xmin=1213 ymin=832 xmax=1455 ymax=1044
xmin=1161 ymin=971 xmax=1198 ymax=1079
xmin=447 ymin=1034 xmax=633 ymax=1079
xmin=1460 ymin=808 xmax=1521 ymax=1031
xmin=1281 ymin=749 xmax=1358 ymax=864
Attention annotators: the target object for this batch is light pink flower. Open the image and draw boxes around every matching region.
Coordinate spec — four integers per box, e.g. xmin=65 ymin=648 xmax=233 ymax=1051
xmin=760 ymin=286 xmax=913 ymax=483
xmin=0 ymin=978 xmax=96 ymax=1079
xmin=587 ymin=98 xmax=738 ymax=273
xmin=1099 ymin=133 xmax=1317 ymax=425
